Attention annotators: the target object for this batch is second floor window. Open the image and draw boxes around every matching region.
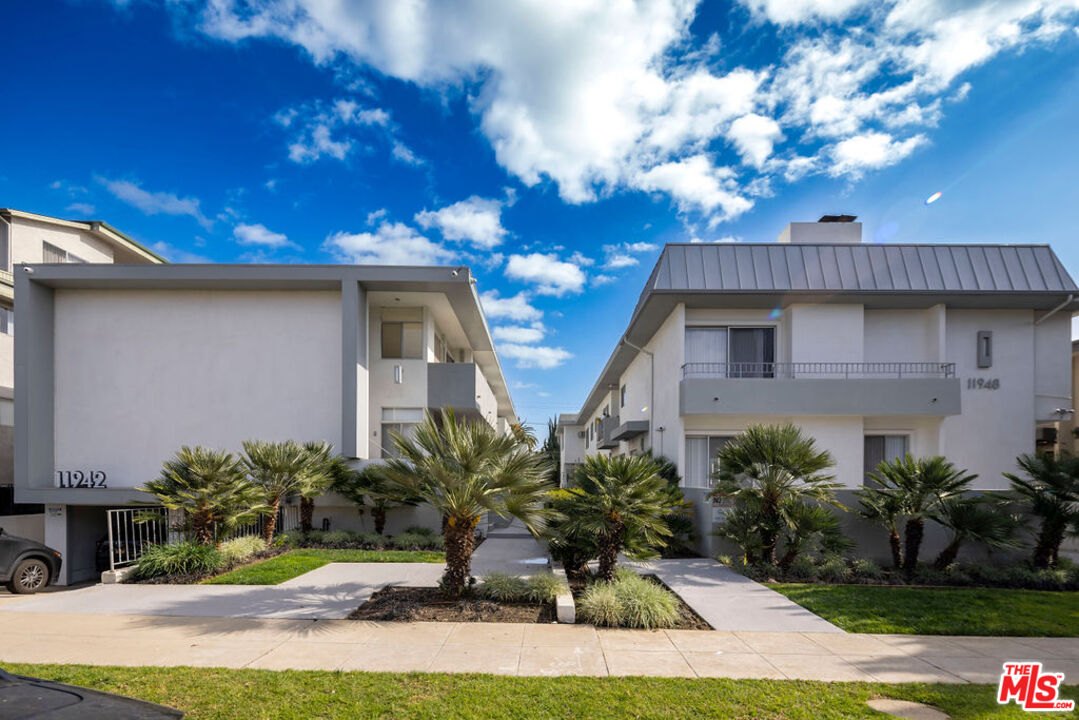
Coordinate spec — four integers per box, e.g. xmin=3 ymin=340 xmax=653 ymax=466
xmin=381 ymin=308 xmax=423 ymax=359
xmin=42 ymin=241 xmax=87 ymax=264
xmin=620 ymin=385 xmax=626 ymax=408
xmin=685 ymin=326 xmax=775 ymax=377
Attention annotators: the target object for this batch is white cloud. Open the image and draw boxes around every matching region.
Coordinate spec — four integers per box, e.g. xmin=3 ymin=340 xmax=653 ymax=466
xmin=591 ymin=274 xmax=617 ymax=287
xmin=728 ymin=114 xmax=785 ymax=168
xmin=98 ymin=177 xmax=212 ymax=229
xmin=391 ymin=141 xmax=425 ymax=166
xmin=175 ymin=0 xmax=1079 ymax=221
xmin=324 ymin=222 xmax=454 ymax=265
xmin=66 ymin=202 xmax=96 ymax=215
xmin=279 ymin=98 xmax=401 ymax=165
xmin=830 ymin=131 xmax=926 ymax=177
xmin=366 ymin=208 xmax=387 ymax=225
xmin=479 ymin=290 xmax=542 ymax=322
xmin=149 ymin=241 xmax=212 ymax=264
xmin=624 ymin=241 xmax=658 ymax=253
xmin=234 ymin=222 xmax=295 ymax=248
xmin=492 ymin=323 xmax=546 ymax=344
xmin=568 ymin=251 xmax=595 ymax=267
xmin=415 ymin=196 xmax=507 ymax=249
xmin=604 ymin=253 xmax=638 ymax=270
xmin=498 ymin=343 xmax=573 ymax=370
xmin=505 ymin=253 xmax=587 ymax=297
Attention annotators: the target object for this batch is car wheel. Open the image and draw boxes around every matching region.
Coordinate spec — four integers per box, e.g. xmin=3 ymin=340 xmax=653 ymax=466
xmin=7 ymin=558 xmax=50 ymax=594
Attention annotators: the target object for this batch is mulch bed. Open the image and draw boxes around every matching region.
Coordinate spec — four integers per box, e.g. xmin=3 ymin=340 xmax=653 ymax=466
xmin=349 ymin=586 xmax=555 ymax=623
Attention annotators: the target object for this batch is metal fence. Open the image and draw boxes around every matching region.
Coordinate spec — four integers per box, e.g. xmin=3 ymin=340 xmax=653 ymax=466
xmin=105 ymin=504 xmax=304 ymax=572
xmin=681 ymin=361 xmax=957 ymax=379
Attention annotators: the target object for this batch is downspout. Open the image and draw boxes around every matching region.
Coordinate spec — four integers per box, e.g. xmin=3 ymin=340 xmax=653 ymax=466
xmin=1034 ymin=294 xmax=1074 ymax=325
xmin=620 ymin=336 xmax=654 ymax=454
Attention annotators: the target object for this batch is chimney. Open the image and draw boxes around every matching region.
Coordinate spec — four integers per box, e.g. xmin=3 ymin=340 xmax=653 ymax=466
xmin=778 ymin=215 xmax=862 ymax=244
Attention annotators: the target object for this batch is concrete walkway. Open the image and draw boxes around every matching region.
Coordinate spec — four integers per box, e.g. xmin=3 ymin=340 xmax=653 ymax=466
xmin=1 ymin=610 xmax=1076 ymax=681
xmin=629 ymin=558 xmax=843 ymax=633
xmin=471 ymin=518 xmax=550 ymax=576
xmin=0 ymin=563 xmax=444 ymax=620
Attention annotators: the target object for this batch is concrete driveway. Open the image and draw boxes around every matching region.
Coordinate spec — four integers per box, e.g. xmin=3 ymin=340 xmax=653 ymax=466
xmin=0 ymin=562 xmax=444 ymax=620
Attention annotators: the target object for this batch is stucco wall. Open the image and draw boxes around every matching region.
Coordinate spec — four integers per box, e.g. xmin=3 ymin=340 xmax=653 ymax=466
xmin=0 ymin=335 xmax=13 ymax=390
xmin=12 ymin=218 xmax=114 ymax=265
xmin=52 ymin=289 xmax=343 ymax=490
xmin=789 ymin=304 xmax=863 ymax=364
xmin=864 ymin=309 xmax=938 ymax=364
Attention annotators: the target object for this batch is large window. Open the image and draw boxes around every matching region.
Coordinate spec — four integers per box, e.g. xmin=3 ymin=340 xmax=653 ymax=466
xmin=381 ymin=308 xmax=423 ymax=359
xmin=0 ymin=307 xmax=12 ymax=336
xmin=685 ymin=326 xmax=775 ymax=377
xmin=380 ymin=407 xmax=424 ymax=458
xmin=864 ymin=434 xmax=910 ymax=485
xmin=41 ymin=241 xmax=87 ymax=264
xmin=684 ymin=435 xmax=734 ymax=489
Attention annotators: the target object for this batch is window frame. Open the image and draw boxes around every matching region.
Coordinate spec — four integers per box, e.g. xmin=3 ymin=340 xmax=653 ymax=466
xmin=863 ymin=433 xmax=912 ymax=486
xmin=381 ymin=320 xmax=424 ymax=359
xmin=684 ymin=324 xmax=777 ymax=377
xmin=683 ymin=434 xmax=736 ymax=490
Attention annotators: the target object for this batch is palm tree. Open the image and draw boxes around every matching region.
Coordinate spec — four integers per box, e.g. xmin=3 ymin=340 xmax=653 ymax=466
xmin=541 ymin=418 xmax=560 ymax=485
xmin=857 ymin=486 xmax=906 ymax=569
xmin=298 ymin=441 xmax=335 ymax=534
xmin=332 ymin=463 xmax=416 ymax=535
xmin=241 ymin=440 xmax=312 ymax=543
xmin=933 ymin=497 xmax=1020 ymax=569
xmin=510 ymin=422 xmax=538 ymax=450
xmin=137 ymin=446 xmax=268 ymax=545
xmin=561 ymin=454 xmax=673 ymax=581
xmin=1004 ymin=453 xmax=1079 ymax=568
xmin=377 ymin=409 xmax=554 ymax=596
xmin=708 ymin=424 xmax=839 ymax=566
xmin=868 ymin=455 xmax=976 ymax=571
xmin=777 ymin=502 xmax=851 ymax=570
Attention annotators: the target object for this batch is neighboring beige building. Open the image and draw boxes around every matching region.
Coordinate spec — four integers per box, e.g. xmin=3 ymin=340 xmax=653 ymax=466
xmin=0 ymin=209 xmax=164 ymax=541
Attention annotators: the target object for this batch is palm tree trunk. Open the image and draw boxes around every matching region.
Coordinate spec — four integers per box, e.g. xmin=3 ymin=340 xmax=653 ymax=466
xmin=597 ymin=517 xmax=625 ymax=582
xmin=300 ymin=497 xmax=314 ymax=534
xmin=262 ymin=498 xmax=280 ymax=544
xmin=442 ymin=515 xmax=478 ymax=597
xmin=902 ymin=518 xmax=923 ymax=572
xmin=888 ymin=528 xmax=903 ymax=570
xmin=760 ymin=501 xmax=780 ymax=566
xmin=778 ymin=544 xmax=799 ymax=571
xmin=374 ymin=505 xmax=387 ymax=536
xmin=1033 ymin=520 xmax=1064 ymax=568
xmin=192 ymin=508 xmax=214 ymax=545
xmin=934 ymin=538 xmax=961 ymax=570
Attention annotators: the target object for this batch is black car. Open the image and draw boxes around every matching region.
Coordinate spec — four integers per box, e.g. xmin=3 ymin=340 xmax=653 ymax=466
xmin=0 ymin=668 xmax=184 ymax=718
xmin=0 ymin=527 xmax=62 ymax=594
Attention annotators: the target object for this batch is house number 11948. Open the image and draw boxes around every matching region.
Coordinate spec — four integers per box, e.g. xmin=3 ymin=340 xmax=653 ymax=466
xmin=55 ymin=470 xmax=108 ymax=488
xmin=966 ymin=378 xmax=1000 ymax=390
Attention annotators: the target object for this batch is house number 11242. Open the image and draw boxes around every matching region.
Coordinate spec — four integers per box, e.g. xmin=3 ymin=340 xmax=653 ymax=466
xmin=966 ymin=378 xmax=1000 ymax=390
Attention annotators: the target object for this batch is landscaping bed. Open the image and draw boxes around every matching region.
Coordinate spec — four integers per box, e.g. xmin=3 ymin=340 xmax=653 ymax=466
xmin=349 ymin=586 xmax=555 ymax=623
xmin=769 ymin=583 xmax=1079 ymax=636
xmin=571 ymin=569 xmax=712 ymax=630
xmin=207 ymin=548 xmax=444 ymax=585
xmin=9 ymin=664 xmax=1076 ymax=720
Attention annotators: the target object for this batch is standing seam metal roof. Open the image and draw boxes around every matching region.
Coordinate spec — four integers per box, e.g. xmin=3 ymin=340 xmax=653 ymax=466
xmin=652 ymin=243 xmax=1078 ymax=293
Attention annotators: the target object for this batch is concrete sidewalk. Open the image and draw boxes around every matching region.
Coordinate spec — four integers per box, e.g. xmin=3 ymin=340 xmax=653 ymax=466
xmin=471 ymin=519 xmax=550 ymax=576
xmin=1 ymin=610 xmax=1076 ymax=681
xmin=629 ymin=558 xmax=843 ymax=633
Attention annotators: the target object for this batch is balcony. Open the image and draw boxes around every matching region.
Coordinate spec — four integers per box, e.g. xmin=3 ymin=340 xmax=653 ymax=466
xmin=679 ymin=362 xmax=960 ymax=416
xmin=597 ymin=415 xmax=620 ymax=449
xmin=427 ymin=363 xmax=496 ymax=424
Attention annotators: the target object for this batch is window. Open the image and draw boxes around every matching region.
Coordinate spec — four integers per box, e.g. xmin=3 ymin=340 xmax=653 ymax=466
xmin=685 ymin=326 xmax=775 ymax=377
xmin=381 ymin=308 xmax=423 ymax=359
xmin=42 ymin=241 xmax=67 ymax=263
xmin=380 ymin=408 xmax=424 ymax=458
xmin=684 ymin=435 xmax=734 ymax=489
xmin=0 ymin=222 xmax=9 ymax=272
xmin=864 ymin=435 xmax=909 ymax=485
xmin=0 ymin=307 xmax=12 ymax=336
xmin=620 ymin=385 xmax=626 ymax=408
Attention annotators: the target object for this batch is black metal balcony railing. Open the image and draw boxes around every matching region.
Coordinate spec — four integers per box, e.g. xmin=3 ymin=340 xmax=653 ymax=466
xmin=681 ymin=362 xmax=957 ymax=379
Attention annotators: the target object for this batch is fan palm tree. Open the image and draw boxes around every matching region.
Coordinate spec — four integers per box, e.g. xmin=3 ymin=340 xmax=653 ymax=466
xmin=241 ymin=440 xmax=313 ymax=543
xmin=137 ymin=446 xmax=268 ymax=545
xmin=777 ymin=501 xmax=852 ymax=570
xmin=332 ymin=463 xmax=417 ymax=535
xmin=297 ymin=441 xmax=336 ymax=534
xmin=868 ymin=455 xmax=976 ymax=571
xmin=376 ymin=409 xmax=554 ymax=596
xmin=510 ymin=422 xmax=538 ymax=450
xmin=708 ymin=424 xmax=840 ymax=566
xmin=1004 ymin=453 xmax=1079 ymax=568
xmin=933 ymin=496 xmax=1020 ymax=569
xmin=857 ymin=485 xmax=906 ymax=569
xmin=561 ymin=454 xmax=673 ymax=581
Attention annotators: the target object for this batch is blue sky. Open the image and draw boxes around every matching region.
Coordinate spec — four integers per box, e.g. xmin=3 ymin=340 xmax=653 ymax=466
xmin=4 ymin=0 xmax=1079 ymax=430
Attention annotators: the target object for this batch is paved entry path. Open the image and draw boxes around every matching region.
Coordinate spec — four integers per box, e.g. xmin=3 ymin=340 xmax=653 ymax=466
xmin=471 ymin=518 xmax=550 ymax=576
xmin=628 ymin=557 xmax=844 ymax=633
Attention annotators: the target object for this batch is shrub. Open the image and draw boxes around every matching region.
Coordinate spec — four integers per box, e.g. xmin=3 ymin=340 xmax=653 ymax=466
xmin=817 ymin=556 xmax=852 ymax=584
xmin=787 ymin=555 xmax=820 ymax=581
xmin=356 ymin=531 xmax=387 ymax=549
xmin=273 ymin=532 xmax=299 ymax=548
xmin=525 ymin=572 xmax=567 ymax=603
xmin=850 ymin=558 xmax=884 ymax=582
xmin=578 ymin=582 xmax=622 ymax=626
xmin=578 ymin=569 xmax=680 ymax=629
xmin=479 ymin=572 xmax=529 ymax=601
xmin=715 ymin=554 xmax=734 ymax=567
xmin=391 ymin=532 xmax=430 ymax=551
xmin=322 ymin=530 xmax=358 ymax=545
xmin=218 ymin=536 xmax=267 ymax=564
xmin=404 ymin=525 xmax=436 ymax=537
xmin=304 ymin=530 xmax=326 ymax=545
xmin=134 ymin=542 xmax=225 ymax=579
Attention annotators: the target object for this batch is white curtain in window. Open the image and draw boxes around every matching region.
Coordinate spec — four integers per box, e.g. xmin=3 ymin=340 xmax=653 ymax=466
xmin=684 ymin=437 xmax=709 ymax=488
xmin=685 ymin=328 xmax=727 ymax=371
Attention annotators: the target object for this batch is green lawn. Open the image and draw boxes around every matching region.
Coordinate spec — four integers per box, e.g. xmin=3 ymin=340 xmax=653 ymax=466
xmin=769 ymin=583 xmax=1079 ymax=636
xmin=6 ymin=664 xmax=1076 ymax=720
xmin=206 ymin=549 xmax=444 ymax=585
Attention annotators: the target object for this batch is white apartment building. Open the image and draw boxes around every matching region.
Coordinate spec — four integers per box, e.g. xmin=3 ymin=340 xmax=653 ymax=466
xmin=0 ymin=209 xmax=164 ymax=543
xmin=559 ymin=217 xmax=1077 ymax=559
xmin=15 ymin=263 xmax=516 ymax=583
